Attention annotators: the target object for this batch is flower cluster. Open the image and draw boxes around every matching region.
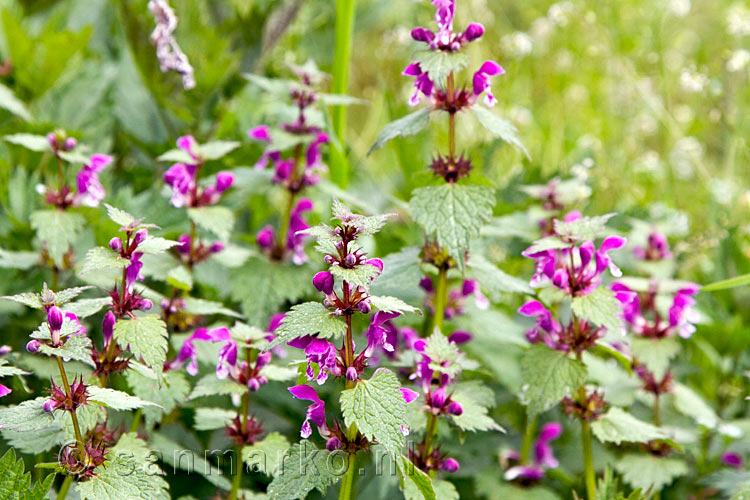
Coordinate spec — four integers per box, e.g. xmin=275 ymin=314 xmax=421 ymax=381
xmin=613 ymin=282 xmax=699 ymax=339
xmin=633 ymin=231 xmax=673 ymax=261
xmin=411 ymin=0 xmax=485 ymax=52
xmin=163 ymin=136 xmax=234 ymax=208
xmin=148 ymin=0 xmax=195 ymax=90
xmin=175 ymin=234 xmax=224 ymax=265
xmin=502 ymin=423 xmax=562 ymax=483
xmin=108 ymin=229 xmax=155 ymax=317
xmin=420 ymin=276 xmax=488 ymax=319
xmin=256 ymin=198 xmax=314 ymax=264
xmin=90 ymin=311 xmax=130 ymax=379
xmin=26 ymin=305 xmax=85 ymax=353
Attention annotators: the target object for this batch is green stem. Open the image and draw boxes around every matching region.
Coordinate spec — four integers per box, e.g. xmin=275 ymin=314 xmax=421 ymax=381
xmin=653 ymin=394 xmax=661 ymax=427
xmin=228 ymin=447 xmax=243 ymax=500
xmin=581 ymin=419 xmax=596 ymax=500
xmin=520 ymin=414 xmax=538 ymax=464
xmin=57 ymin=475 xmax=73 ymax=500
xmin=431 ymin=267 xmax=448 ymax=333
xmin=330 ymin=0 xmax=356 ymax=187
xmin=338 ymin=451 xmax=357 ymax=500
xmin=129 ymin=408 xmax=142 ymax=433
xmin=55 ymin=357 xmax=85 ymax=460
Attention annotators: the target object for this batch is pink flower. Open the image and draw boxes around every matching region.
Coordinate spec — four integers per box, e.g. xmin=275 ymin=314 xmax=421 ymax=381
xmin=504 ymin=422 xmax=562 ymax=482
xmin=76 ymin=154 xmax=113 ymax=207
xmin=472 ymin=61 xmax=505 ymax=107
xmin=289 ymin=384 xmax=329 ymax=438
xmin=174 ymin=327 xmax=237 ymax=378
xmin=403 ymin=63 xmax=435 ymax=106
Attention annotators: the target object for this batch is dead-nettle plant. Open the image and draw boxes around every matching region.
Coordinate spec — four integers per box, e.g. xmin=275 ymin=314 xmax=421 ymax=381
xmin=255 ymin=201 xmax=433 ymax=500
xmin=368 ymin=0 xmax=529 ymax=337
xmin=1 ymin=130 xmax=112 ymax=286
xmin=0 ymin=282 xmax=169 ymax=500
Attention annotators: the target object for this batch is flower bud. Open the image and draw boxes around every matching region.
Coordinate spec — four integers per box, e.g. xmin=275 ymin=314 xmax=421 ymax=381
xmin=247 ymin=378 xmax=260 ymax=392
xmin=139 ymin=299 xmax=154 ymax=311
xmin=42 ymin=399 xmax=57 ymax=413
xmin=255 ymin=351 xmax=272 ymax=370
xmin=102 ymin=311 xmax=116 ymax=344
xmin=109 ymin=237 xmax=123 ymax=252
xmin=324 ymin=255 xmax=335 ymax=264
xmin=47 ymin=306 xmax=64 ymax=332
xmin=326 ymin=437 xmax=342 ymax=451
xmin=26 ymin=340 xmax=41 ymax=353
xmin=0 ymin=345 xmax=11 ymax=356
xmin=177 ymin=234 xmax=191 ymax=254
xmin=448 ymin=331 xmax=473 ymax=344
xmin=257 ymin=375 xmax=268 ymax=385
xmin=411 ymin=27 xmax=435 ymax=43
xmin=346 ymin=367 xmax=358 ymax=381
xmin=313 ymin=271 xmax=335 ymax=295
xmin=464 ymin=23 xmax=485 ymax=42
xmin=133 ymin=229 xmax=148 ymax=245
xmin=431 ymin=387 xmax=446 ymax=409
xmin=441 ymin=458 xmax=460 ymax=473
xmin=345 ymin=254 xmax=357 ymax=266
xmin=47 ymin=133 xmax=59 ymax=150
xmin=366 ymin=258 xmax=384 ymax=275
xmin=256 ymin=226 xmax=275 ymax=250
xmin=357 ymin=301 xmax=371 ymax=314
xmin=215 ymin=171 xmax=234 ymax=192
xmin=63 ymin=137 xmax=77 ymax=151
xmin=209 ymin=242 xmax=224 ymax=254
xmin=447 ymin=401 xmax=463 ymax=416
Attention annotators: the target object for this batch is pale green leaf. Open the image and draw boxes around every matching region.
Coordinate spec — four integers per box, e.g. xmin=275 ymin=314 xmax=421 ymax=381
xmin=37 ymin=333 xmax=94 ymax=366
xmin=125 ymin=369 xmax=190 ymax=428
xmin=330 ymin=264 xmax=380 ymax=289
xmin=0 ymin=249 xmax=39 ymax=270
xmin=269 ymin=302 xmax=346 ymax=348
xmin=572 ymin=287 xmax=623 ymax=333
xmin=188 ymin=374 xmax=248 ymax=400
xmin=472 ymin=106 xmax=529 ymax=158
xmin=520 ymin=344 xmax=587 ymax=417
xmin=413 ymin=50 xmax=469 ymax=86
xmin=630 ymin=337 xmax=680 ymax=379
xmin=243 ymin=432 xmax=290 ymax=475
xmin=87 ymin=386 xmax=161 ymax=411
xmin=369 ymin=295 xmax=421 ymax=315
xmin=468 ymin=254 xmax=532 ymax=295
xmin=80 ymin=246 xmax=130 ymax=275
xmin=449 ymin=381 xmax=504 ymax=432
xmin=398 ymin=455 xmax=436 ymax=500
xmin=199 ymin=140 xmax=240 ymax=160
xmin=368 ymin=108 xmax=432 ymax=155
xmin=113 ymin=315 xmax=168 ymax=377
xmin=194 ymin=407 xmax=235 ymax=431
xmin=187 ymin=206 xmax=234 ymax=241
xmin=138 ymin=236 xmax=180 ymax=255
xmin=267 ymin=441 xmax=341 ymax=499
xmin=0 ymin=82 xmax=32 ymax=121
xmin=30 ymin=210 xmax=84 ymax=265
xmin=3 ymin=133 xmax=48 ymax=151
xmin=553 ymin=214 xmax=616 ymax=242
xmin=615 ymin=454 xmax=688 ymax=492
xmin=591 ymin=407 xmax=673 ymax=445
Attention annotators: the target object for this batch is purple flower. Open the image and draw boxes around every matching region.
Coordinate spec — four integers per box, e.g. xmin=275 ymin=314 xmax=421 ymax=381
xmin=669 ymin=286 xmax=700 ymax=338
xmin=47 ymin=306 xmax=64 ymax=332
xmin=26 ymin=340 xmax=41 ymax=353
xmin=102 ymin=311 xmax=115 ymax=345
xmin=215 ymin=171 xmax=234 ymax=192
xmin=313 ymin=271 xmax=335 ymax=295
xmin=448 ymin=331 xmax=473 ymax=344
xmin=0 ymin=384 xmax=10 ymax=398
xmin=148 ymin=0 xmax=195 ymax=89
xmin=288 ymin=336 xmax=340 ymax=384
xmin=612 ymin=282 xmax=699 ymax=339
xmin=177 ymin=136 xmax=199 ymax=159
xmin=163 ymin=163 xmax=196 ymax=207
xmin=518 ymin=301 xmax=566 ymax=350
xmin=441 ymin=457 xmax=460 ymax=473
xmin=400 ymin=387 xmax=420 ymax=403
xmin=634 ymin=232 xmax=672 ymax=261
xmin=403 ymin=63 xmax=435 ymax=106
xmin=364 ymin=311 xmax=401 ymax=357
xmin=76 ymin=154 xmax=113 ymax=207
xmin=174 ymin=327 xmax=237 ymax=378
xmin=288 ymin=384 xmax=329 ymax=438
xmin=256 ymin=225 xmax=275 ymax=251
xmin=504 ymin=422 xmax=562 ymax=482
xmin=248 ymin=125 xmax=271 ymax=142
xmin=464 ymin=23 xmax=485 ymax=42
xmin=109 ymin=237 xmax=123 ymax=252
xmin=472 ymin=61 xmax=505 ymax=107
xmin=721 ymin=452 xmax=743 ymax=469
xmin=125 ymin=253 xmax=145 ymax=293
xmin=287 ymin=198 xmax=314 ymax=265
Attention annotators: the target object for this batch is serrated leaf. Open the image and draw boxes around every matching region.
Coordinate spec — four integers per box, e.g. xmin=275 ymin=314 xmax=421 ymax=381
xmin=553 ymin=214 xmax=616 ymax=242
xmin=31 ymin=314 xmax=86 ymax=341
xmin=472 ymin=106 xmax=529 ymax=158
xmin=52 ymin=286 xmax=96 ymax=305
xmin=30 ymin=210 xmax=84 ymax=265
xmin=414 ymin=50 xmax=469 ymax=87
xmin=188 ymin=374 xmax=248 ymax=400
xmin=524 ymin=236 xmax=572 ymax=255
xmin=199 ymin=140 xmax=240 ymax=160
xmin=125 ymin=369 xmax=190 ymax=428
xmin=104 ymin=203 xmax=136 ymax=228
xmin=194 ymin=407 xmax=235 ymax=431
xmin=398 ymin=455 xmax=436 ymax=500
xmin=3 ymin=133 xmax=48 ymax=151
xmin=166 ymin=265 xmax=193 ymax=291
xmin=630 ymin=337 xmax=680 ymax=379
xmin=61 ymin=297 xmax=112 ymax=318
xmin=615 ymin=454 xmax=688 ymax=492
xmin=468 ymin=254 xmax=532 ymax=295
xmin=182 ymin=297 xmax=243 ymax=318
xmin=113 ymin=315 xmax=168 ymax=378
xmin=87 ymin=386 xmax=161 ymax=411
xmin=0 ymin=397 xmax=55 ymax=433
xmin=269 ymin=302 xmax=347 ymax=348
xmin=0 ymin=292 xmax=44 ymax=309
xmin=0 ymin=83 xmax=32 ymax=121
xmin=138 ymin=237 xmax=180 ymax=255
xmin=368 ymin=108 xmax=432 ymax=155
xmin=449 ymin=381 xmax=504 ymax=432
xmin=370 ymin=247 xmax=423 ymax=301
xmin=267 ymin=441 xmax=340 ymax=499
xmin=572 ymin=287 xmax=623 ymax=333
xmin=330 ymin=264 xmax=380 ymax=289
xmin=156 ymin=149 xmax=193 ymax=163
xmin=37 ymin=334 xmax=94 ymax=366
xmin=330 ymin=200 xmax=392 ymax=237
xmin=243 ymin=432 xmax=290 ymax=475
xmin=423 ymin=331 xmax=462 ymax=378
xmin=187 ymin=206 xmax=234 ymax=241
xmin=80 ymin=246 xmax=130 ymax=275
xmin=520 ymin=344 xmax=587 ymax=417
xmin=671 ymin=383 xmax=719 ymax=429
xmin=410 ymin=184 xmax=495 ymax=270
xmin=369 ymin=295 xmax=421 ymax=315
xmin=0 ymin=249 xmax=39 ymax=270
xmin=341 ymin=368 xmax=407 ymax=457
xmin=591 ymin=407 xmax=673 ymax=445
xmin=0 ymin=448 xmax=54 ymax=500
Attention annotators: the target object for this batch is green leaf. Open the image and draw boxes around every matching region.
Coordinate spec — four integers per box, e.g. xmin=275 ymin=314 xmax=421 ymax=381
xmin=138 ymin=237 xmax=180 ymax=255
xmin=187 ymin=206 xmax=234 ymax=241
xmin=243 ymin=432 xmax=290 ymax=475
xmin=80 ymin=246 xmax=130 ymax=275
xmin=53 ymin=286 xmax=97 ymax=305
xmin=76 ymin=433 xmax=169 ymax=500
xmin=0 ymin=249 xmax=39 ymax=269
xmin=0 ymin=397 xmax=54 ymax=434
xmin=61 ymin=297 xmax=112 ymax=319
xmin=449 ymin=381 xmax=504 ymax=432
xmin=423 ymin=331 xmax=462 ymax=378
xmin=267 ymin=441 xmax=341 ymax=499
xmin=553 ymin=214 xmax=616 ymax=242
xmin=703 ymin=274 xmax=750 ymax=292
xmin=0 ymin=83 xmax=32 ymax=121
xmin=87 ymin=386 xmax=161 ymax=411
xmin=410 ymin=184 xmax=495 ymax=270
xmin=340 ymin=368 xmax=408 ymax=457
xmin=467 ymin=254 xmax=533 ymax=295
xmin=269 ymin=302 xmax=347 ymax=348
xmin=398 ymin=455 xmax=436 ymax=500
xmin=104 ymin=203 xmax=137 ymax=228
xmin=572 ymin=287 xmax=623 ymax=333
xmin=671 ymin=383 xmax=719 ymax=429
xmin=0 ymin=292 xmax=44 ymax=309
xmin=30 ymin=210 xmax=85 ymax=265
xmin=414 ymin=50 xmax=469 ymax=86
xmin=330 ymin=264 xmax=380 ymax=289
xmin=199 ymin=140 xmax=240 ymax=160
xmin=194 ymin=407 xmax=235 ymax=431
xmin=368 ymin=108 xmax=432 ymax=155
xmin=370 ymin=247 xmax=423 ymax=301
xmin=149 ymin=433 xmax=231 ymax=491
xmin=369 ymin=295 xmax=421 ymax=315
xmin=330 ymin=200 xmax=393 ymax=237
xmin=188 ymin=374 xmax=248 ymax=400
xmin=166 ymin=265 xmax=193 ymax=291
xmin=113 ymin=315 xmax=168 ymax=378
xmin=3 ymin=133 xmax=48 ymax=151
xmin=37 ymin=334 xmax=94 ymax=366
xmin=125 ymin=369 xmax=190 ymax=428
xmin=591 ymin=407 xmax=673 ymax=445
xmin=182 ymin=297 xmax=243 ymax=318
xmin=156 ymin=149 xmax=193 ymax=163
xmin=524 ymin=236 xmax=572 ymax=255
xmin=0 ymin=448 xmax=54 ymax=500
xmin=520 ymin=344 xmax=587 ymax=417
xmin=630 ymin=337 xmax=680 ymax=379
xmin=615 ymin=454 xmax=688 ymax=492
xmin=472 ymin=106 xmax=529 ymax=158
